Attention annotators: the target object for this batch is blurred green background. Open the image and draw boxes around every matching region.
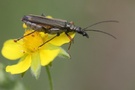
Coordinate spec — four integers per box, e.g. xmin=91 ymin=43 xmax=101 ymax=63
xmin=0 ymin=0 xmax=135 ymax=90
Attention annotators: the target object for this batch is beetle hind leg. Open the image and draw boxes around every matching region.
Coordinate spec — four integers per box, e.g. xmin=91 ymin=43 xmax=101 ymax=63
xmin=14 ymin=30 xmax=36 ymax=42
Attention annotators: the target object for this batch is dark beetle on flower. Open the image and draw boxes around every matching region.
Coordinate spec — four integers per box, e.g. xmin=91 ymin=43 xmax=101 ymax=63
xmin=15 ymin=14 xmax=118 ymax=48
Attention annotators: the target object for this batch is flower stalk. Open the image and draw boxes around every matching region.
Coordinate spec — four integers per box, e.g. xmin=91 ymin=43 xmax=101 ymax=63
xmin=46 ymin=65 xmax=53 ymax=90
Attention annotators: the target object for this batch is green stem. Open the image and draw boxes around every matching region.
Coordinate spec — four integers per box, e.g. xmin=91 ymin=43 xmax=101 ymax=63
xmin=46 ymin=65 xmax=53 ymax=90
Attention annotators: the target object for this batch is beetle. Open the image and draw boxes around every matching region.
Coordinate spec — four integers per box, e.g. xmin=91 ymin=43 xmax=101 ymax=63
xmin=15 ymin=14 xmax=118 ymax=48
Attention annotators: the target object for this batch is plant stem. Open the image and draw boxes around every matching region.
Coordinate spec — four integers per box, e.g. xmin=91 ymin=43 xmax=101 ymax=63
xmin=46 ymin=65 xmax=53 ymax=90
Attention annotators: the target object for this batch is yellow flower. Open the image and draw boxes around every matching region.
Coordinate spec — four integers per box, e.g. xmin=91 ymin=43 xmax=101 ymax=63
xmin=1 ymin=29 xmax=75 ymax=78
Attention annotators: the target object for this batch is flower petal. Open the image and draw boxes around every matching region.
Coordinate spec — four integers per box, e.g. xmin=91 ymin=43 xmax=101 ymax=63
xmin=31 ymin=52 xmax=41 ymax=79
xmin=1 ymin=39 xmax=25 ymax=60
xmin=40 ymin=48 xmax=60 ymax=66
xmin=49 ymin=32 xmax=75 ymax=46
xmin=6 ymin=55 xmax=31 ymax=74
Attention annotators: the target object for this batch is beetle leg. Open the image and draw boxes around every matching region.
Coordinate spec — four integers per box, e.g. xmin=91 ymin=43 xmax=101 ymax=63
xmin=14 ymin=30 xmax=36 ymax=42
xmin=38 ymin=33 xmax=59 ymax=48
xmin=65 ymin=33 xmax=74 ymax=50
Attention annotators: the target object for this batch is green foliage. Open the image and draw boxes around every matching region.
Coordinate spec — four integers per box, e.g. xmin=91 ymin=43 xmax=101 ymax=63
xmin=0 ymin=63 xmax=27 ymax=90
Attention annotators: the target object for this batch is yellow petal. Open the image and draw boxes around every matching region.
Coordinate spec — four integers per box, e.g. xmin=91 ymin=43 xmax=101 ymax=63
xmin=6 ymin=55 xmax=31 ymax=74
xmin=31 ymin=52 xmax=41 ymax=79
xmin=1 ymin=39 xmax=25 ymax=60
xmin=40 ymin=49 xmax=60 ymax=66
xmin=46 ymin=16 xmax=52 ymax=18
xmin=49 ymin=32 xmax=75 ymax=46
xmin=23 ymin=23 xmax=27 ymax=28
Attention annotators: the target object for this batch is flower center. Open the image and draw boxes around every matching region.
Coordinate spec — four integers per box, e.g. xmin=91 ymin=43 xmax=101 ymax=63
xmin=23 ymin=30 xmax=44 ymax=52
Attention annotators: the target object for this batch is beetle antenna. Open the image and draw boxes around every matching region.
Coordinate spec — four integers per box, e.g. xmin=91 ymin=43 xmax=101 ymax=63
xmin=82 ymin=20 xmax=119 ymax=30
xmin=82 ymin=20 xmax=118 ymax=39
xmin=85 ymin=29 xmax=116 ymax=39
